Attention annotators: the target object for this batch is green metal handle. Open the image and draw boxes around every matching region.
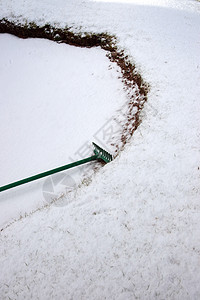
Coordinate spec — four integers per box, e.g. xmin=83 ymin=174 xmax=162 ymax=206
xmin=0 ymin=155 xmax=97 ymax=193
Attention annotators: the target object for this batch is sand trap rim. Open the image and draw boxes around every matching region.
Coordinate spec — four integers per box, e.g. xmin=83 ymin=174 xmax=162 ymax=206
xmin=0 ymin=18 xmax=149 ymax=154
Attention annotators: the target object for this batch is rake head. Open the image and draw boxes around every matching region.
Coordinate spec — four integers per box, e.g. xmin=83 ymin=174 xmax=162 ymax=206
xmin=93 ymin=142 xmax=113 ymax=163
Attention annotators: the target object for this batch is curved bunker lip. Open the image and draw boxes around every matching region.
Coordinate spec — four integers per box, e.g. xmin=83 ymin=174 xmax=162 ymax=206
xmin=0 ymin=18 xmax=149 ymax=155
xmin=0 ymin=19 xmax=150 ymax=229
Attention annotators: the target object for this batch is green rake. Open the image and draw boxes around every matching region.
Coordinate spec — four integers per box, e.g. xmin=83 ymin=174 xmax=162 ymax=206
xmin=0 ymin=142 xmax=112 ymax=193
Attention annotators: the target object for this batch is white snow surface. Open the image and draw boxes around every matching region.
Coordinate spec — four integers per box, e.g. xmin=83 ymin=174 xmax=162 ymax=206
xmin=0 ymin=0 xmax=200 ymax=299
xmin=0 ymin=33 xmax=126 ymax=226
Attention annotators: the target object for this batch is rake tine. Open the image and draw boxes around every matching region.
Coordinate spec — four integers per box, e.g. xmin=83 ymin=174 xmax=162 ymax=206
xmin=92 ymin=142 xmax=113 ymax=163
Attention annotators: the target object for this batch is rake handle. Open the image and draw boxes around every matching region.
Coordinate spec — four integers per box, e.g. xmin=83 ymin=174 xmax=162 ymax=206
xmin=0 ymin=155 xmax=98 ymax=193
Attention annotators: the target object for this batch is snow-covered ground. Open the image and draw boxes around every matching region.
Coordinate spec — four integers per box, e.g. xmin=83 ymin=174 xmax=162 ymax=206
xmin=0 ymin=0 xmax=200 ymax=299
xmin=0 ymin=33 xmax=126 ymax=227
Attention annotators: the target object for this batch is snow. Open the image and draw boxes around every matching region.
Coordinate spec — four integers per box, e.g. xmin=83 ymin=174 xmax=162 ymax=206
xmin=0 ymin=33 xmax=127 ymax=226
xmin=0 ymin=0 xmax=200 ymax=299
